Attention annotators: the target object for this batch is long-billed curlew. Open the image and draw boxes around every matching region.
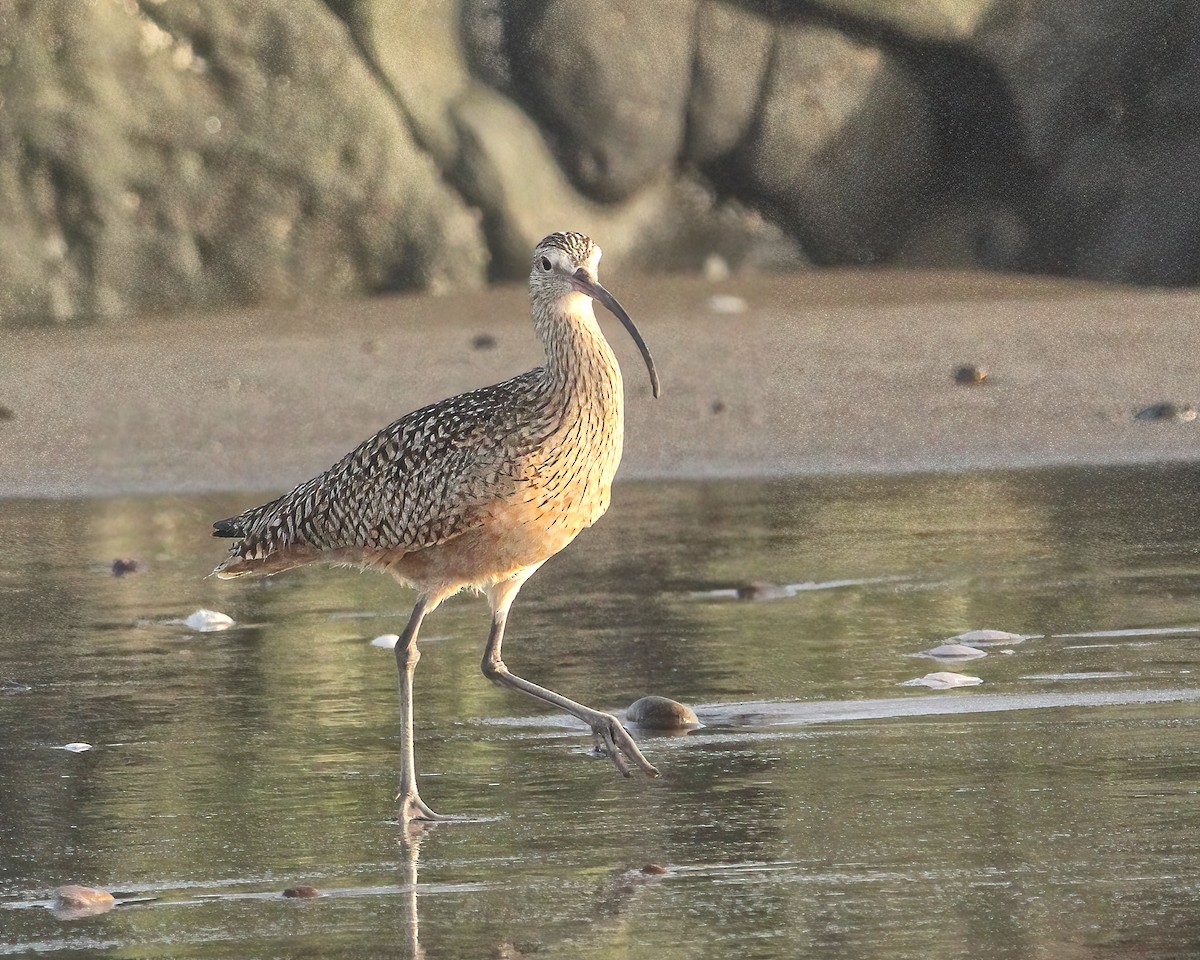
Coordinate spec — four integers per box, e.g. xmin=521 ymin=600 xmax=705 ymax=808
xmin=212 ymin=232 xmax=661 ymax=821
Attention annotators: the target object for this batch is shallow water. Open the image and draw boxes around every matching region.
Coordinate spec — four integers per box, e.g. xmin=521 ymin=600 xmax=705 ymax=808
xmin=2 ymin=465 xmax=1199 ymax=958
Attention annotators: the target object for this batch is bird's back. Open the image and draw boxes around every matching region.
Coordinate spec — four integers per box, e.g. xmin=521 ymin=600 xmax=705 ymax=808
xmin=213 ymin=371 xmax=566 ymax=579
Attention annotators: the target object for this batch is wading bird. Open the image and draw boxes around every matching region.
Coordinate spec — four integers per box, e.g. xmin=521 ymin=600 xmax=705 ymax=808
xmin=212 ymin=232 xmax=661 ymax=821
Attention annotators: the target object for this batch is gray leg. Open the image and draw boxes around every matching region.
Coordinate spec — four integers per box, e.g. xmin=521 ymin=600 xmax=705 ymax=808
xmin=394 ymin=597 xmax=444 ymax=822
xmin=482 ymin=575 xmax=659 ymax=778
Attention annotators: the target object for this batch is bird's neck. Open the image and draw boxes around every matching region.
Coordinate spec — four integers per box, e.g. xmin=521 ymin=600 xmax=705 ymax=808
xmin=534 ymin=294 xmax=624 ymax=409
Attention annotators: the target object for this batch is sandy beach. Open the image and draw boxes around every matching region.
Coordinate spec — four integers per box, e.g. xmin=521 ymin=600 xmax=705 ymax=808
xmin=2 ymin=268 xmax=1197 ymax=500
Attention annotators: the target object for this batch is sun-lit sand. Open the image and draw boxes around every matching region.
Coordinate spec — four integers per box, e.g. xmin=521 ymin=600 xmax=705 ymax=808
xmin=3 ymin=268 xmax=1196 ymax=498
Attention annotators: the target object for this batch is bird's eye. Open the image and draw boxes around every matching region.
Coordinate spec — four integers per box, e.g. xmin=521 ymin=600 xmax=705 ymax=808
xmin=540 ymin=256 xmax=552 ymax=272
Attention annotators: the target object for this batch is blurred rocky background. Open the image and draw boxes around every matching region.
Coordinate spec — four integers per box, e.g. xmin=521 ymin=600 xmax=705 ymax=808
xmin=1 ymin=0 xmax=1195 ymax=326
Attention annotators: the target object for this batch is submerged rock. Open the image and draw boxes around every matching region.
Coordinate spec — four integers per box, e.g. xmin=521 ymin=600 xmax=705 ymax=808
xmin=2 ymin=678 xmax=32 ymax=694
xmin=947 ymin=629 xmax=1033 ymax=647
xmin=920 ymin=643 xmax=988 ymax=660
xmin=52 ymin=884 xmax=116 ymax=919
xmin=735 ymin=582 xmax=793 ymax=601
xmin=626 ymin=696 xmax=700 ymax=730
xmin=111 ymin=558 xmax=140 ymax=576
xmin=282 ymin=885 xmax=321 ymax=898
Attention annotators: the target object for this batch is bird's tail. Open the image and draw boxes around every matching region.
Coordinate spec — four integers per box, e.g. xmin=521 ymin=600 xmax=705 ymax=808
xmin=212 ymin=516 xmax=244 ymax=538
xmin=211 ymin=511 xmax=316 ymax=579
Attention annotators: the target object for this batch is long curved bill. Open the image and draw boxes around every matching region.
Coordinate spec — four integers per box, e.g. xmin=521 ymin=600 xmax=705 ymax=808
xmin=572 ymin=268 xmax=661 ymax=398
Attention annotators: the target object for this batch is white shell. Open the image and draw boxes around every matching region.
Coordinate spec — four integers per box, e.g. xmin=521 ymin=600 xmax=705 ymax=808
xmin=706 ymin=294 xmax=748 ymax=315
xmin=183 ymin=609 xmax=235 ymax=632
xmin=370 ymin=634 xmax=400 ymax=649
xmin=900 ymin=672 xmax=983 ymax=690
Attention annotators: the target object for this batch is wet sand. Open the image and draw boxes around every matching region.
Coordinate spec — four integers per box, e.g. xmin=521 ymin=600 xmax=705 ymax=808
xmin=1 ymin=268 xmax=1197 ymax=498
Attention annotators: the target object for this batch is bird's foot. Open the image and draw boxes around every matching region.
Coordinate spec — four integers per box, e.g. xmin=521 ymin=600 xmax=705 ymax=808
xmin=396 ymin=791 xmax=447 ymax=823
xmin=590 ymin=712 xmax=660 ymax=778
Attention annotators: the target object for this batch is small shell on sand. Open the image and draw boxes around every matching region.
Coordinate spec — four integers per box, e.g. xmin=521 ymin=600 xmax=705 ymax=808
xmin=900 ymin=672 xmax=983 ymax=690
xmin=706 ymin=294 xmax=748 ymax=315
xmin=920 ymin=643 xmax=987 ymax=660
xmin=370 ymin=634 xmax=400 ymax=649
xmin=626 ymin=696 xmax=700 ymax=730
xmin=183 ymin=609 xmax=234 ymax=632
xmin=52 ymin=884 xmax=116 ymax=918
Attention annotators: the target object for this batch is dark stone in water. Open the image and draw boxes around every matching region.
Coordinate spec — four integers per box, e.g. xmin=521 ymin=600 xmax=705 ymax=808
xmin=111 ymin=558 xmax=140 ymax=576
xmin=283 ymin=885 xmax=320 ymax=898
xmin=735 ymin=582 xmax=791 ymax=601
xmin=0 ymin=405 xmax=13 ymax=421
xmin=641 ymin=863 xmax=668 ymax=875
xmin=626 ymin=696 xmax=699 ymax=730
xmin=472 ymin=332 xmax=498 ymax=350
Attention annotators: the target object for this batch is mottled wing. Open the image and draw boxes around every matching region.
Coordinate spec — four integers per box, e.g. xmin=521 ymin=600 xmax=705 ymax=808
xmin=213 ymin=373 xmax=554 ymax=575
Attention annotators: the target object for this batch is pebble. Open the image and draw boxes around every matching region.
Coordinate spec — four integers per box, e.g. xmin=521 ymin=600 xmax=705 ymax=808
xmin=953 ymin=364 xmax=988 ymax=385
xmin=900 ymin=672 xmax=983 ymax=690
xmin=626 ymin=696 xmax=699 ymax=730
xmin=111 ymin=558 xmax=140 ymax=576
xmin=370 ymin=634 xmax=400 ymax=649
xmin=920 ymin=643 xmax=987 ymax=660
xmin=640 ymin=863 xmax=668 ymax=875
xmin=183 ymin=609 xmax=235 ymax=632
xmin=282 ymin=885 xmax=320 ymax=898
xmin=52 ymin=884 xmax=116 ymax=918
xmin=471 ymin=333 xmax=498 ymax=350
xmin=0 ymin=405 xmax=13 ymax=421
xmin=1134 ymin=402 xmax=1197 ymax=423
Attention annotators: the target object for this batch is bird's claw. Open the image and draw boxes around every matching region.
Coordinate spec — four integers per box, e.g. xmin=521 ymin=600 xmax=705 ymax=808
xmin=396 ymin=791 xmax=447 ymax=823
xmin=591 ymin=713 xmax=660 ymax=779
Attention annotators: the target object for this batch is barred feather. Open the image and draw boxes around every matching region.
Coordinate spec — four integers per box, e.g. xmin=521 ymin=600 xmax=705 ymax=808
xmin=213 ymin=230 xmax=633 ymax=585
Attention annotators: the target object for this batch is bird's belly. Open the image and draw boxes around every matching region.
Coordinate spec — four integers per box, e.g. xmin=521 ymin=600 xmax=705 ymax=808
xmin=377 ymin=492 xmax=601 ymax=597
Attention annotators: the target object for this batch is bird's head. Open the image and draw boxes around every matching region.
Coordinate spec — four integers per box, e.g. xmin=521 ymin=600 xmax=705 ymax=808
xmin=530 ymin=231 xmax=660 ymax=398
